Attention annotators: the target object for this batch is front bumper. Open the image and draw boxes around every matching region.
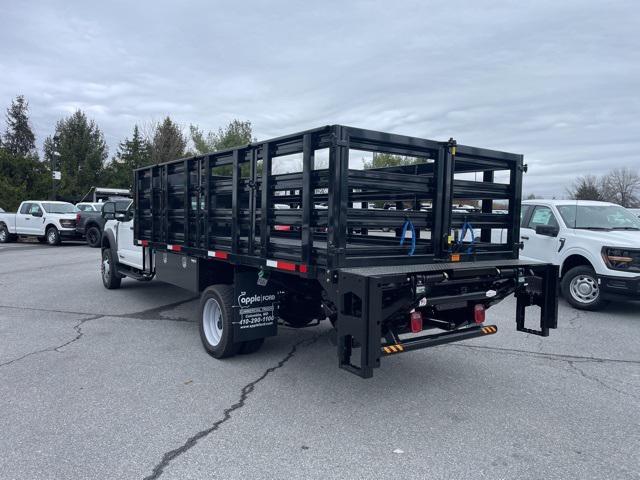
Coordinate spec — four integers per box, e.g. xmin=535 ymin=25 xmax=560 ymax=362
xmin=599 ymin=274 xmax=640 ymax=300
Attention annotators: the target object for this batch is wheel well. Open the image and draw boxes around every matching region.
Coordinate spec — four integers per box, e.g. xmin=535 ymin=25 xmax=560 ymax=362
xmin=561 ymin=255 xmax=593 ymax=277
xmin=102 ymin=236 xmax=110 ymax=249
xmin=86 ymin=221 xmax=100 ymax=230
xmin=45 ymin=223 xmax=57 ymax=232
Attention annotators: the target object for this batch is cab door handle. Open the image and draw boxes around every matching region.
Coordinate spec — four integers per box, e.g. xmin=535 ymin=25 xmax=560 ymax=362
xmin=521 ymin=235 xmax=529 ymax=240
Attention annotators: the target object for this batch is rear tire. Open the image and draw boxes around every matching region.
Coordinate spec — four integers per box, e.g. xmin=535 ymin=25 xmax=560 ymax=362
xmin=46 ymin=226 xmax=61 ymax=245
xmin=199 ymin=285 xmax=240 ymax=359
xmin=561 ymin=266 xmax=606 ymax=311
xmin=101 ymin=248 xmax=122 ymax=289
xmin=86 ymin=226 xmax=102 ymax=248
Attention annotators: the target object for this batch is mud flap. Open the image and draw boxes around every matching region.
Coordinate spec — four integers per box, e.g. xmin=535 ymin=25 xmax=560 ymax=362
xmin=233 ymin=269 xmax=279 ymax=342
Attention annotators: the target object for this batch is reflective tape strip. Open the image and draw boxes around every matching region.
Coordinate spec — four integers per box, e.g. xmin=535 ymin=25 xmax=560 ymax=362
xmin=383 ymin=344 xmax=404 ymax=354
xmin=266 ymin=259 xmax=297 ymax=272
xmin=167 ymin=244 xmax=182 ymax=252
xmin=207 ymin=250 xmax=229 ymax=260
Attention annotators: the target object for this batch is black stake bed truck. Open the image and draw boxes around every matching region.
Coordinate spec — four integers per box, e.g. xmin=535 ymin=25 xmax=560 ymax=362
xmin=102 ymin=125 xmax=558 ymax=378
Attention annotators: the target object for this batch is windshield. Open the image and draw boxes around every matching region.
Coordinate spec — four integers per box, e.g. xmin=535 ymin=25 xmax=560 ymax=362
xmin=42 ymin=202 xmax=76 ymax=214
xmin=115 ymin=200 xmax=132 ymax=212
xmin=557 ymin=205 xmax=640 ymax=230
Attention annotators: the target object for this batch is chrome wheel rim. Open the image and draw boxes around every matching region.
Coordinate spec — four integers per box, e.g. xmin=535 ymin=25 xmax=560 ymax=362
xmin=48 ymin=230 xmax=56 ymax=243
xmin=102 ymin=253 xmax=110 ymax=282
xmin=203 ymin=298 xmax=223 ymax=347
xmin=569 ymin=274 xmax=599 ymax=304
xmin=0 ymin=228 xmax=6 ymax=241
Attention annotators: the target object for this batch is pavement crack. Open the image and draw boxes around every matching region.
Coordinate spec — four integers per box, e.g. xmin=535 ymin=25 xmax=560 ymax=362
xmin=0 ymin=300 xmax=197 ymax=323
xmin=567 ymin=360 xmax=640 ymax=401
xmin=0 ymin=315 xmax=103 ymax=368
xmin=119 ymin=298 xmax=198 ymax=322
xmin=142 ymin=334 xmax=321 ymax=480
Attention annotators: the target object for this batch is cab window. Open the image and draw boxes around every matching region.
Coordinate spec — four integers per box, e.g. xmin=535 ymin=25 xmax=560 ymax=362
xmin=527 ymin=206 xmax=558 ymax=229
xmin=19 ymin=203 xmax=31 ymax=214
xmin=28 ymin=204 xmax=42 ymax=215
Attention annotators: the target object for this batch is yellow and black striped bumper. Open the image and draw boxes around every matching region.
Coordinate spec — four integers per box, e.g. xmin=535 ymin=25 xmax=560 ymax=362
xmin=381 ymin=324 xmax=498 ymax=356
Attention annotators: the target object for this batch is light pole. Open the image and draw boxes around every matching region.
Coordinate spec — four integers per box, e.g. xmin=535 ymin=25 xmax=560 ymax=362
xmin=50 ymin=135 xmax=60 ymax=200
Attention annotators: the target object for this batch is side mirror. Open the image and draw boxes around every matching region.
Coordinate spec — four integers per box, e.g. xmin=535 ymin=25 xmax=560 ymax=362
xmin=32 ymin=210 xmax=43 ymax=217
xmin=102 ymin=202 xmax=115 ymax=220
xmin=535 ymin=224 xmax=559 ymax=237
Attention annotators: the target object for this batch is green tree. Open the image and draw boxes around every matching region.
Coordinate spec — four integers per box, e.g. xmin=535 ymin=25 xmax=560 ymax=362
xmin=189 ymin=119 xmax=254 ymax=176
xmin=43 ymin=110 xmax=108 ymax=200
xmin=2 ymin=95 xmax=36 ymax=156
xmin=190 ymin=119 xmax=254 ymax=154
xmin=566 ymin=175 xmax=603 ymax=201
xmin=0 ymin=96 xmax=50 ymax=210
xmin=151 ymin=117 xmax=186 ymax=164
xmin=102 ymin=125 xmax=151 ymax=188
xmin=363 ymin=153 xmax=424 ymax=169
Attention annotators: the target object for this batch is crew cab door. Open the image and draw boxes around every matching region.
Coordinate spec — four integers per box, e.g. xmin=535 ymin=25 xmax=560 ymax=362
xmin=520 ymin=205 xmax=560 ymax=262
xmin=116 ymin=207 xmax=143 ymax=270
xmin=16 ymin=203 xmax=44 ymax=235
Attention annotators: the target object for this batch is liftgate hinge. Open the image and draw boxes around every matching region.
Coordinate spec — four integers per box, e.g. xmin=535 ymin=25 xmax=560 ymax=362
xmin=520 ymin=163 xmax=529 ymax=173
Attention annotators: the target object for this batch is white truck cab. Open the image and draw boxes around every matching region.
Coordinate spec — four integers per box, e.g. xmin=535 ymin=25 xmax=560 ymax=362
xmin=0 ymin=200 xmax=80 ymax=245
xmin=99 ymin=201 xmax=151 ymax=288
xmin=520 ymin=200 xmax=640 ymax=309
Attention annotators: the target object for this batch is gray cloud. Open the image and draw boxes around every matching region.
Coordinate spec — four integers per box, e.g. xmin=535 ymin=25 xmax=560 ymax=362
xmin=1 ymin=0 xmax=638 ymax=197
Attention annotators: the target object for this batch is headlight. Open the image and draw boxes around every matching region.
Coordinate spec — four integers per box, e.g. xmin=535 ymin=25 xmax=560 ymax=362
xmin=602 ymin=247 xmax=640 ymax=272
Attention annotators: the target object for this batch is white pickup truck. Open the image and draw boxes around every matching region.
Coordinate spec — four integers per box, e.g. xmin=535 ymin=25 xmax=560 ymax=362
xmin=519 ymin=199 xmax=640 ymax=310
xmin=0 ymin=200 xmax=81 ymax=245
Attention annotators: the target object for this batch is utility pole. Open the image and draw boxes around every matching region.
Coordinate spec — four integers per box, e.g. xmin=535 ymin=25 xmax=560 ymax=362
xmin=50 ymin=135 xmax=60 ymax=200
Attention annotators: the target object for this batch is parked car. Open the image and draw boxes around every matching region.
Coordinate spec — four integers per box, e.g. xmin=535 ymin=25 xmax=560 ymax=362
xmin=519 ymin=200 xmax=640 ymax=310
xmin=628 ymin=208 xmax=640 ymax=218
xmin=0 ymin=201 xmax=80 ymax=245
xmin=76 ymin=199 xmax=130 ymax=247
xmin=0 ymin=207 xmax=4 ymax=212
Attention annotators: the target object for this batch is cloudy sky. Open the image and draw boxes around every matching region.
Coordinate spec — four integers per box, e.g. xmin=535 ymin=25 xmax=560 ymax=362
xmin=1 ymin=0 xmax=638 ymax=197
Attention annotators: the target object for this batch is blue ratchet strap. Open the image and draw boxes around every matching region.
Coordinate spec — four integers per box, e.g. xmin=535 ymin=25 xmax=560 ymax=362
xmin=400 ymin=218 xmax=416 ymax=256
xmin=458 ymin=221 xmax=476 ymax=255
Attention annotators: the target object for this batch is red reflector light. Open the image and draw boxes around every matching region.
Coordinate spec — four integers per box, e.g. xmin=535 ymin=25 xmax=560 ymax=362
xmin=274 ymin=225 xmax=291 ymax=231
xmin=474 ymin=304 xmax=485 ymax=324
xmin=410 ymin=311 xmax=423 ymax=333
xmin=76 ymin=213 xmax=81 ymax=222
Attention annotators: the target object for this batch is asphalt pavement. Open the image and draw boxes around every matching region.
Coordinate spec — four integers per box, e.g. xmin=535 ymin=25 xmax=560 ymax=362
xmin=0 ymin=242 xmax=639 ymax=479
